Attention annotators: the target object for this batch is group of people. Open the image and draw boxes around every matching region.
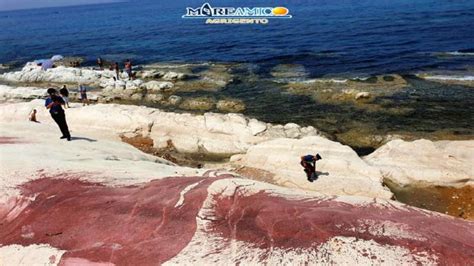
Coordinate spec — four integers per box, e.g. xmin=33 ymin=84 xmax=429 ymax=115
xmin=97 ymin=57 xmax=134 ymax=80
xmin=33 ymin=84 xmax=91 ymax=141
xmin=39 ymin=56 xmax=324 ymax=181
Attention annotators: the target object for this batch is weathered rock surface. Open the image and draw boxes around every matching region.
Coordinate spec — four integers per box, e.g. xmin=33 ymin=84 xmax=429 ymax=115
xmin=0 ymin=63 xmax=113 ymax=85
xmin=365 ymin=139 xmax=474 ymax=186
xmin=0 ymin=122 xmax=199 ymax=201
xmin=216 ymin=99 xmax=246 ymax=113
xmin=231 ymin=136 xmax=393 ymax=199
xmin=0 ymin=85 xmax=46 ymax=101
xmin=0 ymin=84 xmax=100 ymax=102
xmin=285 ymin=74 xmax=407 ymax=106
xmin=0 ymin=123 xmax=473 ymax=265
xmin=0 ymin=100 xmax=319 ymax=157
xmin=144 ymin=80 xmax=174 ymax=92
xmin=179 ymin=97 xmax=216 ymax=111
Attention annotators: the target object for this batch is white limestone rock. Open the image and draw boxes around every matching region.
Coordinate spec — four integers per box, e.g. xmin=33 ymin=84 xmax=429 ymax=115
xmin=0 ymin=100 xmax=319 ymax=157
xmin=0 ymin=85 xmax=46 ymax=100
xmin=231 ymin=136 xmax=393 ymax=199
xmin=364 ymin=139 xmax=474 ymax=186
xmin=355 ymin=91 xmax=371 ymax=99
xmin=0 ymin=63 xmax=116 ymax=85
xmin=162 ymin=71 xmax=186 ymax=81
xmin=145 ymin=81 xmax=174 ymax=91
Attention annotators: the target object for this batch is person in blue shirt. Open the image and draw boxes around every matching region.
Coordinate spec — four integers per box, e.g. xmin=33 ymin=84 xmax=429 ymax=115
xmin=300 ymin=154 xmax=322 ymax=182
xmin=45 ymin=88 xmax=71 ymax=141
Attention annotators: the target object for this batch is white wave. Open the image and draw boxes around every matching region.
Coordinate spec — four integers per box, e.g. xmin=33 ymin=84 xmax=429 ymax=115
xmin=440 ymin=51 xmax=474 ymax=56
xmin=423 ymin=75 xmax=474 ymax=81
xmin=302 ymin=78 xmax=348 ymax=84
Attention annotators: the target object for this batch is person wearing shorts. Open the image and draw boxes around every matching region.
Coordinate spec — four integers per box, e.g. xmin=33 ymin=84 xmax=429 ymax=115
xmin=79 ymin=84 xmax=89 ymax=106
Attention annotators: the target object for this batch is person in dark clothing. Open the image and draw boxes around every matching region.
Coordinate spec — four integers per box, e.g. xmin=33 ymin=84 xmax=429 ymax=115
xmin=59 ymin=85 xmax=70 ymax=108
xmin=97 ymin=57 xmax=104 ymax=70
xmin=45 ymin=88 xmax=71 ymax=141
xmin=124 ymin=59 xmax=133 ymax=80
xmin=78 ymin=84 xmax=89 ymax=106
xmin=114 ymin=62 xmax=120 ymax=80
xmin=300 ymin=154 xmax=322 ymax=182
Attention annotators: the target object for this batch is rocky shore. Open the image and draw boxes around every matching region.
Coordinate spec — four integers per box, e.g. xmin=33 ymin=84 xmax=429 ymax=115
xmin=0 ymin=63 xmax=473 ymax=264
xmin=0 ymin=62 xmax=244 ymax=113
xmin=1 ymin=119 xmax=473 ymax=265
xmin=2 ymin=62 xmax=473 ymax=152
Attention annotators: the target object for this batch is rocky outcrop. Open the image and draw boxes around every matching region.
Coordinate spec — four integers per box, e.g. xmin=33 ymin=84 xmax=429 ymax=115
xmin=0 ymin=122 xmax=473 ymax=265
xmin=284 ymin=74 xmax=407 ymax=106
xmin=0 ymin=63 xmax=248 ymax=112
xmin=179 ymin=97 xmax=216 ymax=111
xmin=0 ymin=100 xmax=319 ymax=157
xmin=365 ymin=139 xmax=474 ymax=186
xmin=0 ymin=63 xmax=115 ymax=85
xmin=0 ymin=85 xmax=100 ymax=102
xmin=231 ymin=136 xmax=393 ymax=199
xmin=0 ymin=122 xmax=198 ymax=201
xmin=0 ymin=85 xmax=46 ymax=101
xmin=216 ymin=99 xmax=246 ymax=112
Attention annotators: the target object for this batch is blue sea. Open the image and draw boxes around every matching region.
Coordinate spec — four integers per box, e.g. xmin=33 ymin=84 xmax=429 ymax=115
xmin=1 ymin=0 xmax=474 ymax=153
xmin=0 ymin=0 xmax=473 ymax=76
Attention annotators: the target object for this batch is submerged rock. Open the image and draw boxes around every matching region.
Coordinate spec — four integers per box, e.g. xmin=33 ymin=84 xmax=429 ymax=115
xmin=284 ymin=74 xmax=407 ymax=106
xmin=216 ymin=99 xmax=246 ymax=113
xmin=162 ymin=71 xmax=186 ymax=81
xmin=167 ymin=95 xmax=182 ymax=106
xmin=179 ymin=97 xmax=216 ymax=111
xmin=144 ymin=93 xmax=164 ymax=103
xmin=144 ymin=80 xmax=174 ymax=92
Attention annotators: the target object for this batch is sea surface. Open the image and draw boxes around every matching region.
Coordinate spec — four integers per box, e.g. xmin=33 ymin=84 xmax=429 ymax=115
xmin=1 ymin=0 xmax=473 ymax=153
xmin=0 ymin=0 xmax=473 ymax=77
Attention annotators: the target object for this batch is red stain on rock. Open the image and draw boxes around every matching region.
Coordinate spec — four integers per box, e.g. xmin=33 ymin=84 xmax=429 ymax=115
xmin=1 ymin=175 xmax=473 ymax=265
xmin=0 ymin=176 xmax=221 ymax=265
xmin=0 ymin=136 xmax=22 ymax=144
xmin=207 ymin=191 xmax=474 ymax=264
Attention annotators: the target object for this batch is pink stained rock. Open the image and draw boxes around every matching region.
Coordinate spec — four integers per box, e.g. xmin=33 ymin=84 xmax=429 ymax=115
xmin=0 ymin=175 xmax=473 ymax=265
xmin=0 ymin=176 xmax=222 ymax=265
xmin=0 ymin=136 xmax=22 ymax=144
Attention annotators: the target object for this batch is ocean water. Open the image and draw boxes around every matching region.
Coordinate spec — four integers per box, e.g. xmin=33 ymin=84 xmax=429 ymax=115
xmin=1 ymin=0 xmax=473 ymax=153
xmin=0 ymin=0 xmax=473 ymax=76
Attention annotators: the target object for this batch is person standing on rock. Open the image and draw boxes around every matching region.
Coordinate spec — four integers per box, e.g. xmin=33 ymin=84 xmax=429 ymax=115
xmin=97 ymin=57 xmax=104 ymax=70
xmin=300 ymin=154 xmax=322 ymax=182
xmin=45 ymin=88 xmax=71 ymax=141
xmin=78 ymin=84 xmax=89 ymax=106
xmin=124 ymin=59 xmax=133 ymax=80
xmin=59 ymin=85 xmax=70 ymax=108
xmin=113 ymin=62 xmax=120 ymax=80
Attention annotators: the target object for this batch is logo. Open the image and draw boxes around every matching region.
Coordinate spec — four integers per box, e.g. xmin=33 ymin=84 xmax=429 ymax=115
xmin=182 ymin=3 xmax=292 ymax=24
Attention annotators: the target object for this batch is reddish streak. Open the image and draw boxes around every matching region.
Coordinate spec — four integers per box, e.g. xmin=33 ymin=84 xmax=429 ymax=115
xmin=208 ymin=191 xmax=474 ymax=264
xmin=1 ymin=176 xmax=473 ymax=265
xmin=0 ymin=137 xmax=22 ymax=144
xmin=0 ymin=176 xmax=220 ymax=265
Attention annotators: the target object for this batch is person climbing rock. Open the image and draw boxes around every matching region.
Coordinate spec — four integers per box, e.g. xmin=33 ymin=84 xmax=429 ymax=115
xmin=300 ymin=154 xmax=322 ymax=182
xmin=45 ymin=88 xmax=71 ymax=141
